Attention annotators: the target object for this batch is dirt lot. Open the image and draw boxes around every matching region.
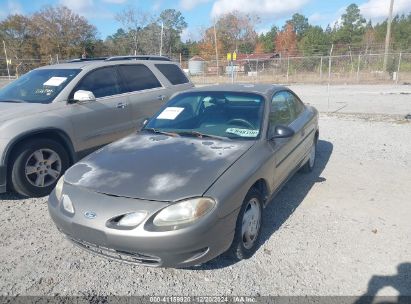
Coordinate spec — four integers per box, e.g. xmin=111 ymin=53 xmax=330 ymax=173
xmin=1 ymin=111 xmax=410 ymax=297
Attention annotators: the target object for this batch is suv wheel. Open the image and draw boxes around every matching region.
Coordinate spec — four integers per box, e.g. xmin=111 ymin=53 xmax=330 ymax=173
xmin=10 ymin=139 xmax=69 ymax=197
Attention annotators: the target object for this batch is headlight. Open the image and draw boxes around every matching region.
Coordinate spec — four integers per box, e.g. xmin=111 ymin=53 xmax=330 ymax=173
xmin=55 ymin=176 xmax=64 ymax=201
xmin=117 ymin=211 xmax=148 ymax=227
xmin=153 ymin=197 xmax=215 ymax=227
xmin=61 ymin=195 xmax=74 ymax=214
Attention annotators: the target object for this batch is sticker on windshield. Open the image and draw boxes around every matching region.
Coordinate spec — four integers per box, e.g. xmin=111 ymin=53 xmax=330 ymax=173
xmin=157 ymin=107 xmax=184 ymax=120
xmin=43 ymin=77 xmax=67 ymax=86
xmin=226 ymin=128 xmax=259 ymax=137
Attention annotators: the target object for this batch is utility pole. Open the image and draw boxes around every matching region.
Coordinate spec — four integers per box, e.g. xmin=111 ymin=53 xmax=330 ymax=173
xmin=383 ymin=0 xmax=394 ymax=71
xmin=213 ymin=18 xmax=219 ymax=77
xmin=160 ymin=22 xmax=164 ymax=56
xmin=3 ymin=40 xmax=10 ymax=80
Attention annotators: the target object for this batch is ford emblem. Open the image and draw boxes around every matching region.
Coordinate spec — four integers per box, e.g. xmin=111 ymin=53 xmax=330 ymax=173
xmin=84 ymin=211 xmax=97 ymax=219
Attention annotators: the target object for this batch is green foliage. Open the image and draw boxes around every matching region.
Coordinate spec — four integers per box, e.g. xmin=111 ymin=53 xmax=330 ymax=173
xmin=258 ymin=26 xmax=278 ymax=52
xmin=298 ymin=26 xmax=330 ymax=55
xmin=332 ymin=3 xmax=366 ymax=44
xmin=286 ymin=13 xmax=310 ymax=38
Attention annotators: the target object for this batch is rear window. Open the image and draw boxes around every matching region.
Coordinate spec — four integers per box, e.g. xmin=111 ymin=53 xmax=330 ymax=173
xmin=155 ymin=64 xmax=189 ymax=85
xmin=118 ymin=64 xmax=162 ymax=92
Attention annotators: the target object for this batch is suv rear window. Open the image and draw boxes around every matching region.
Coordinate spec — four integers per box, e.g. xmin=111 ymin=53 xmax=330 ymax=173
xmin=118 ymin=65 xmax=161 ymax=92
xmin=155 ymin=64 xmax=189 ymax=85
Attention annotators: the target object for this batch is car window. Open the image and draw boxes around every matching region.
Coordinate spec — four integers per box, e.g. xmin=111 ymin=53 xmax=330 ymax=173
xmin=0 ymin=69 xmax=80 ymax=104
xmin=145 ymin=92 xmax=265 ymax=140
xmin=270 ymin=91 xmax=294 ymax=125
xmin=75 ymin=67 xmax=122 ymax=98
xmin=287 ymin=92 xmax=305 ymax=118
xmin=118 ymin=64 xmax=162 ymax=92
xmin=155 ymin=64 xmax=189 ymax=85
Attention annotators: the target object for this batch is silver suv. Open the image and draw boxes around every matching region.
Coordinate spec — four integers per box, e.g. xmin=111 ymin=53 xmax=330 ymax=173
xmin=0 ymin=56 xmax=193 ymax=197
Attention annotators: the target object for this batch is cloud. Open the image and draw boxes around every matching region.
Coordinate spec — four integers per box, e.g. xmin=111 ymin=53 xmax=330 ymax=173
xmin=59 ymin=0 xmax=114 ymax=20
xmin=60 ymin=0 xmax=94 ymax=12
xmin=211 ymin=0 xmax=310 ymax=18
xmin=180 ymin=0 xmax=212 ymax=11
xmin=360 ymin=0 xmax=411 ymax=21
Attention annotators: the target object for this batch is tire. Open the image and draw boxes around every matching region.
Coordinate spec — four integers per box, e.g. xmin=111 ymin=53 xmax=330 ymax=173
xmin=300 ymin=138 xmax=317 ymax=173
xmin=10 ymin=139 xmax=69 ymax=197
xmin=228 ymin=188 xmax=263 ymax=261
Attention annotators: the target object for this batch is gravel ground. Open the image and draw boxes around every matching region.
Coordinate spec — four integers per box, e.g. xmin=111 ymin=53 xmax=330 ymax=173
xmin=1 ymin=113 xmax=410 ymax=297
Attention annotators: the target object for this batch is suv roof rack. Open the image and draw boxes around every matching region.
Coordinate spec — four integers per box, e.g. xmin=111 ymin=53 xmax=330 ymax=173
xmin=67 ymin=57 xmax=108 ymax=62
xmin=105 ymin=55 xmax=171 ymax=62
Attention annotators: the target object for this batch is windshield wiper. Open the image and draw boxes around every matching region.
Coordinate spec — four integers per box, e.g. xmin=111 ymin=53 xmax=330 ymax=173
xmin=175 ymin=130 xmax=227 ymax=140
xmin=0 ymin=99 xmax=27 ymax=103
xmin=142 ymin=128 xmax=179 ymax=137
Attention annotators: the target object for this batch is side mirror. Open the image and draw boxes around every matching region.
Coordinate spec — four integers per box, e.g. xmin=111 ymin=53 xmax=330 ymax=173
xmin=270 ymin=125 xmax=295 ymax=140
xmin=73 ymin=90 xmax=96 ymax=103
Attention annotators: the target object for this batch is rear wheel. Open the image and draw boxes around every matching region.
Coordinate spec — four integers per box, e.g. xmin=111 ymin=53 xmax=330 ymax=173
xmin=300 ymin=139 xmax=317 ymax=173
xmin=10 ymin=139 xmax=69 ymax=197
xmin=228 ymin=188 xmax=263 ymax=261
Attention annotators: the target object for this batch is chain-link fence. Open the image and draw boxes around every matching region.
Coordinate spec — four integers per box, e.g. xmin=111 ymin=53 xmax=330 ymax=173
xmin=185 ymin=53 xmax=411 ymax=85
xmin=1 ymin=53 xmax=410 ymax=86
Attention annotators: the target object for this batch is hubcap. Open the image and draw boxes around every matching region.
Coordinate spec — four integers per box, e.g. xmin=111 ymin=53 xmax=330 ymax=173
xmin=241 ymin=198 xmax=261 ymax=249
xmin=309 ymin=143 xmax=316 ymax=168
xmin=25 ymin=149 xmax=62 ymax=188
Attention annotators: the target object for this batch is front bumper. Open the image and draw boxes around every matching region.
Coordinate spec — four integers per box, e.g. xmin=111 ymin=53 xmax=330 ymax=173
xmin=0 ymin=165 xmax=6 ymax=193
xmin=48 ymin=183 xmax=237 ymax=268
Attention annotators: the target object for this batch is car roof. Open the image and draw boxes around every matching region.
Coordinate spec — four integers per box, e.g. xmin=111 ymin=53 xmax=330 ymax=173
xmin=36 ymin=58 xmax=176 ymax=70
xmin=186 ymin=84 xmax=288 ymax=97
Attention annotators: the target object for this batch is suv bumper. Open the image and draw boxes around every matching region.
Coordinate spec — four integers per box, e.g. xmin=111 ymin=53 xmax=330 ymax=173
xmin=0 ymin=165 xmax=6 ymax=193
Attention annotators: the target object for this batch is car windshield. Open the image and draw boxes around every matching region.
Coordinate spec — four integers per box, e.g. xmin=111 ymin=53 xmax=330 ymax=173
xmin=145 ymin=91 xmax=265 ymax=140
xmin=0 ymin=68 xmax=81 ymax=104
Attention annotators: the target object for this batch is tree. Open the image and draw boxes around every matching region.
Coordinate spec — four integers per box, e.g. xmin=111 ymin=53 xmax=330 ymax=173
xmin=215 ymin=11 xmax=259 ymax=53
xmin=105 ymin=28 xmax=131 ymax=55
xmin=0 ymin=14 xmax=37 ymax=60
xmin=31 ymin=6 xmax=97 ymax=59
xmin=275 ymin=23 xmax=297 ymax=57
xmin=158 ymin=9 xmax=187 ymax=56
xmin=333 ymin=3 xmax=366 ymax=44
xmin=298 ymin=26 xmax=330 ymax=55
xmin=115 ymin=6 xmax=152 ymax=55
xmin=197 ymin=27 xmax=224 ymax=60
xmin=257 ymin=26 xmax=278 ymax=53
xmin=286 ymin=13 xmax=309 ymax=38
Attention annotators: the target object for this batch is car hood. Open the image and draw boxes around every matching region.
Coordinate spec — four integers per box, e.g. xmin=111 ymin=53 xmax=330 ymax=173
xmin=64 ymin=133 xmax=255 ymax=201
xmin=0 ymin=102 xmax=49 ymax=123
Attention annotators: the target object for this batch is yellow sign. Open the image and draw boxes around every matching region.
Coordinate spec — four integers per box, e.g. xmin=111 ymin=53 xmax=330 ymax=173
xmin=227 ymin=53 xmax=231 ymax=61
xmin=233 ymin=51 xmax=237 ymax=61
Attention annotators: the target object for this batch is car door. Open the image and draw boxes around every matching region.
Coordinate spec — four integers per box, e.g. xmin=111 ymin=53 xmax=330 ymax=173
xmin=117 ymin=64 xmax=170 ymax=129
xmin=68 ymin=66 xmax=133 ymax=152
xmin=268 ymin=91 xmax=300 ymax=188
xmin=287 ymin=91 xmax=313 ymax=165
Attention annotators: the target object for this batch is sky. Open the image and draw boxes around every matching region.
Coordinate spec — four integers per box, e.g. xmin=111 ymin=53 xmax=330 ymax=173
xmin=1 ymin=0 xmax=411 ymax=41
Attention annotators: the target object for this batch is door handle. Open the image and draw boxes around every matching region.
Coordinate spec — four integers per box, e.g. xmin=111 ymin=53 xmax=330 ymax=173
xmin=117 ymin=102 xmax=127 ymax=109
xmin=157 ymin=95 xmax=166 ymax=101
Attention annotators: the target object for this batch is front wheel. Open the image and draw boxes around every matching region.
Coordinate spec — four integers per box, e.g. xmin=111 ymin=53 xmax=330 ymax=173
xmin=10 ymin=139 xmax=69 ymax=197
xmin=228 ymin=188 xmax=263 ymax=261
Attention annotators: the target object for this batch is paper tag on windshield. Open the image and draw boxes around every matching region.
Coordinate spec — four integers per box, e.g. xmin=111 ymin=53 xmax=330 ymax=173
xmin=43 ymin=77 xmax=67 ymax=86
xmin=226 ymin=128 xmax=259 ymax=137
xmin=157 ymin=107 xmax=184 ymax=120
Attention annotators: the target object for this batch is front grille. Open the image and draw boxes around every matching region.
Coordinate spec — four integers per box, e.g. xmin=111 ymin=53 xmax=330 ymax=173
xmin=69 ymin=237 xmax=161 ymax=266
